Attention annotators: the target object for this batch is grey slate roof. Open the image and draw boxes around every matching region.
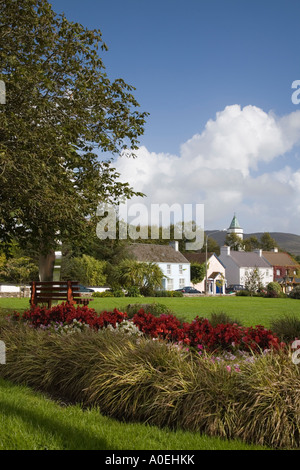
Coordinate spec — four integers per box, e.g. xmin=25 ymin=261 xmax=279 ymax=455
xmin=229 ymin=251 xmax=272 ymax=268
xmin=126 ymin=244 xmax=190 ymax=264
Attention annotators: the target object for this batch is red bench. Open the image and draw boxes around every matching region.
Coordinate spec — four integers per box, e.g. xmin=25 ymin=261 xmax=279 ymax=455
xmin=30 ymin=281 xmax=93 ymax=309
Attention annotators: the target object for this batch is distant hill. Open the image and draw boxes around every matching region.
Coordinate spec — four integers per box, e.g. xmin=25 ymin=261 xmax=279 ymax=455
xmin=207 ymin=231 xmax=300 ymax=256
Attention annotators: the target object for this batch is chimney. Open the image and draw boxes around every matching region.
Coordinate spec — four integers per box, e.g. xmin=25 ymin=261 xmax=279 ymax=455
xmin=169 ymin=241 xmax=179 ymax=251
xmin=221 ymin=245 xmax=230 ymax=255
xmin=273 ymin=247 xmax=278 ymax=253
xmin=254 ymin=249 xmax=262 ymax=257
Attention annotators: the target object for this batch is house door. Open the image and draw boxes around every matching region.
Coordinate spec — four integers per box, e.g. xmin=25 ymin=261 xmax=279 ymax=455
xmin=216 ymin=283 xmax=223 ymax=294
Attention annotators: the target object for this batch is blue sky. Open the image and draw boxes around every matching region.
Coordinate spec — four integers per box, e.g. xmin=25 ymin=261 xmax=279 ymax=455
xmin=50 ymin=0 xmax=300 ymax=234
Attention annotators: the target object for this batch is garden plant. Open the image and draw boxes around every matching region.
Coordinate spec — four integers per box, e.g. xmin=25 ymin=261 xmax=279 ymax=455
xmin=1 ymin=302 xmax=300 ymax=449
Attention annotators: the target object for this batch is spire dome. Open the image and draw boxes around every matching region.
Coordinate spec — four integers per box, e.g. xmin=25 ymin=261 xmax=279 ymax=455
xmin=229 ymin=214 xmax=241 ymax=229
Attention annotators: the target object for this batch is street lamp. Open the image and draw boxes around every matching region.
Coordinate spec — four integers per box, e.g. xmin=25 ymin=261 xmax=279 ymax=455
xmin=205 ymin=229 xmax=226 ymax=295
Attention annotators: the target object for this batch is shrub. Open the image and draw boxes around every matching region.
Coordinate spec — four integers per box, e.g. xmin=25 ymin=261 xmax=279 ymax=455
xmin=289 ymin=286 xmax=300 ymax=299
xmin=110 ymin=288 xmax=125 ymax=297
xmin=126 ymin=286 xmax=141 ymax=297
xmin=125 ymin=302 xmax=174 ymax=319
xmin=92 ymin=291 xmax=114 ymax=298
xmin=270 ymin=314 xmax=300 ymax=343
xmin=236 ymin=290 xmax=252 ymax=296
xmin=266 ymin=282 xmax=282 ymax=298
xmin=209 ymin=311 xmax=243 ymax=327
xmin=154 ymin=290 xmax=184 ymax=298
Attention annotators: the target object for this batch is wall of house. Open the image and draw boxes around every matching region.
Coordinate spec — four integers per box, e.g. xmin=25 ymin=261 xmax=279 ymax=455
xmin=192 ymin=255 xmax=226 ymax=293
xmin=218 ymin=251 xmax=241 ymax=286
xmin=158 ymin=262 xmax=190 ymax=291
xmin=239 ymin=267 xmax=273 ymax=288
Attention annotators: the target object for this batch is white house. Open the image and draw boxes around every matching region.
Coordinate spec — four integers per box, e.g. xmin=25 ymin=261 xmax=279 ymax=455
xmin=219 ymin=246 xmax=273 ymax=288
xmin=184 ymin=252 xmax=226 ymax=294
xmin=126 ymin=242 xmax=190 ymax=291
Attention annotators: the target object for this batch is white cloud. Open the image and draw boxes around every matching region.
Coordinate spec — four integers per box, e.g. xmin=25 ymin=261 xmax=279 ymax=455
xmin=115 ymin=105 xmax=300 ymax=234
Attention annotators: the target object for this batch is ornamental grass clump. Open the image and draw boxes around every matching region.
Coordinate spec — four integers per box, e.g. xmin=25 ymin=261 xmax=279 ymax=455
xmin=234 ymin=349 xmax=300 ymax=449
xmin=270 ymin=314 xmax=300 ymax=343
xmin=0 ymin=319 xmax=300 ymax=448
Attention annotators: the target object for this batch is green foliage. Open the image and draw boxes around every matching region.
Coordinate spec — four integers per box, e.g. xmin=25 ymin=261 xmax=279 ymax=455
xmin=0 ymin=322 xmax=299 ymax=448
xmin=92 ymin=291 xmax=114 ymax=298
xmin=243 ymin=236 xmax=260 ymax=252
xmin=154 ymin=290 xmax=183 ymax=297
xmin=190 ymin=262 xmax=206 ymax=284
xmin=259 ymin=232 xmax=278 ymax=251
xmin=270 ymin=314 xmax=300 ymax=342
xmin=118 ymin=260 xmax=165 ymax=291
xmin=126 ymin=286 xmax=141 ymax=297
xmin=289 ymin=286 xmax=300 ymax=299
xmin=0 ymin=0 xmax=148 ymax=257
xmin=0 ymin=256 xmax=38 ymax=284
xmin=266 ymin=282 xmax=282 ymax=298
xmin=0 ymin=379 xmax=263 ymax=451
xmin=125 ymin=302 xmax=174 ymax=319
xmin=225 ymin=233 xmax=245 ymax=251
xmin=209 ymin=311 xmax=243 ymax=327
xmin=61 ymin=254 xmax=107 ymax=286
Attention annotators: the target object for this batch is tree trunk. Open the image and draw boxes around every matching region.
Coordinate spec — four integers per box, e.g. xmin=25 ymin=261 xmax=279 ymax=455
xmin=39 ymin=251 xmax=55 ymax=281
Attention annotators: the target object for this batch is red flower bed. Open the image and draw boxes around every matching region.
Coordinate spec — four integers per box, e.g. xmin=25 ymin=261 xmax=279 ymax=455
xmin=19 ymin=303 xmax=127 ymax=330
xmin=94 ymin=309 xmax=128 ymax=329
xmin=132 ymin=310 xmax=186 ymax=343
xmin=132 ymin=310 xmax=283 ymax=352
xmin=16 ymin=304 xmax=284 ymax=353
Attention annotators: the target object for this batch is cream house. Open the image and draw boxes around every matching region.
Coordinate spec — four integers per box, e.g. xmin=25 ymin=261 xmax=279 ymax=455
xmin=184 ymin=252 xmax=226 ymax=294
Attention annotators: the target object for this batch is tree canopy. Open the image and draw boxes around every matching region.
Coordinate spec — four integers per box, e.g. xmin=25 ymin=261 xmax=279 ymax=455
xmin=0 ymin=0 xmax=148 ymax=263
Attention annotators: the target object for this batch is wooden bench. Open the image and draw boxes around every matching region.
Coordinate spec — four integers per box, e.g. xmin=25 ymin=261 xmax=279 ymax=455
xmin=30 ymin=281 xmax=93 ymax=309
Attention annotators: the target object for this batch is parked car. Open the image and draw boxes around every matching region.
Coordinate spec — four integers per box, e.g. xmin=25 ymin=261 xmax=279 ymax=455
xmin=78 ymin=284 xmax=95 ymax=293
xmin=175 ymin=286 xmax=201 ymax=294
xmin=225 ymin=284 xmax=244 ymax=294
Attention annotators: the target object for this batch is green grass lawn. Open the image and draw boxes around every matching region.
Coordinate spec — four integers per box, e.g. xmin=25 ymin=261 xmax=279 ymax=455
xmin=0 ymin=378 xmax=267 ymax=450
xmin=1 ymin=295 xmax=300 ymax=327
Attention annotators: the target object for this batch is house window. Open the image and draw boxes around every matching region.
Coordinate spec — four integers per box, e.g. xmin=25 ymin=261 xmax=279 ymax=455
xmin=179 ymin=264 xmax=183 ymax=275
xmin=167 ymin=279 xmax=174 ymax=290
xmin=276 ymin=269 xmax=280 ymax=276
xmin=179 ymin=278 xmax=185 ymax=288
xmin=167 ymin=264 xmax=171 ymax=275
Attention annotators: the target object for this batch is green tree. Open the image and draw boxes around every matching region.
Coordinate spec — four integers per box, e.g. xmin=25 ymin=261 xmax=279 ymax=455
xmin=225 ymin=233 xmax=245 ymax=251
xmin=61 ymin=254 xmax=107 ymax=286
xmin=244 ymin=235 xmax=260 ymax=252
xmin=190 ymin=262 xmax=206 ymax=284
xmin=260 ymin=233 xmax=278 ymax=251
xmin=1 ymin=257 xmax=38 ymax=285
xmin=118 ymin=259 xmax=164 ymax=293
xmin=0 ymin=0 xmax=148 ymax=280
